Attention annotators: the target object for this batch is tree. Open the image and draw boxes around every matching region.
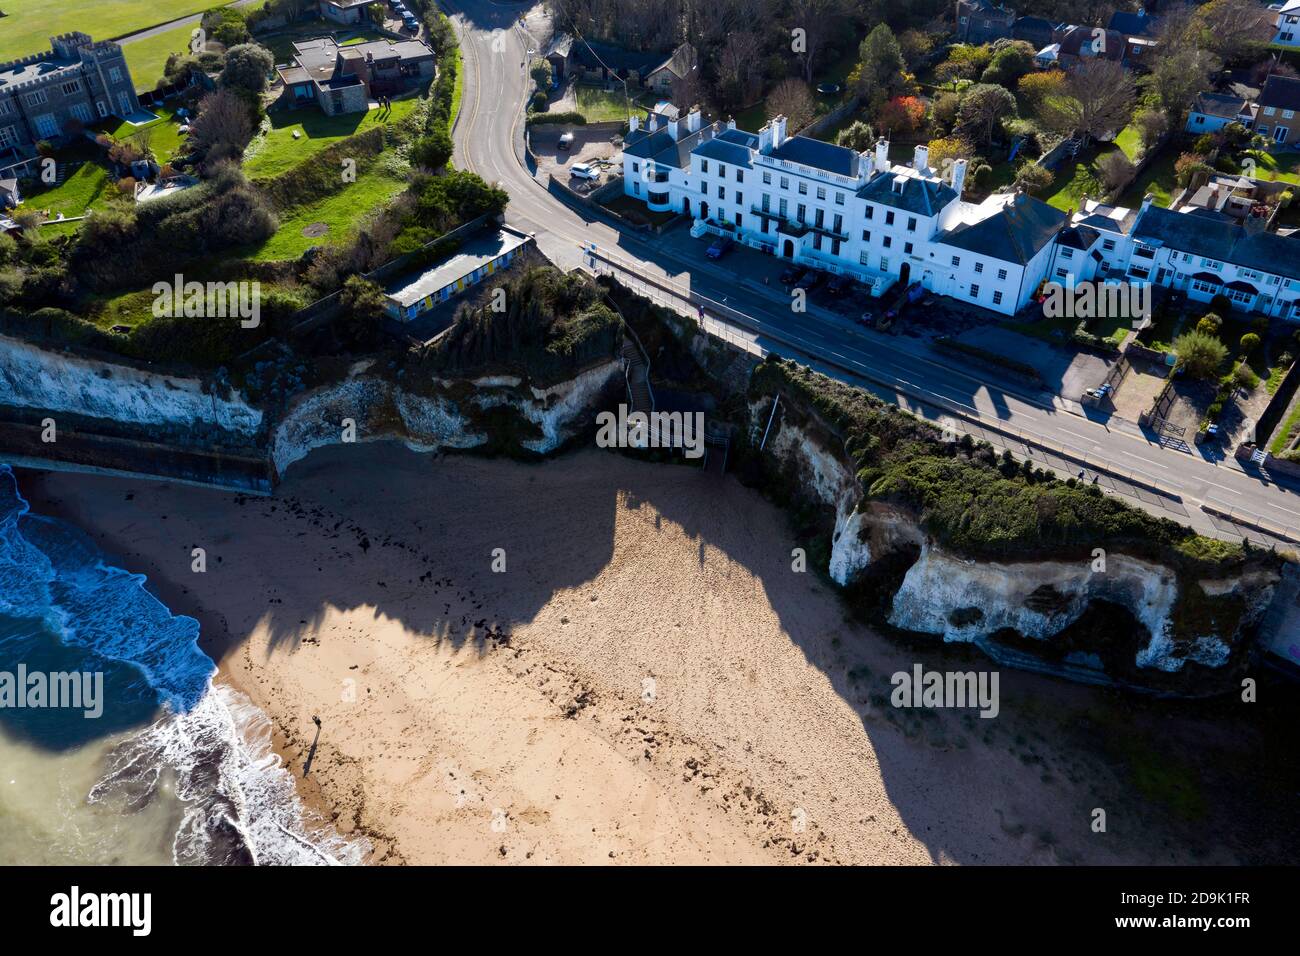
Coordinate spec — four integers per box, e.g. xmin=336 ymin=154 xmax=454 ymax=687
xmin=980 ymin=41 xmax=1035 ymax=87
xmin=220 ymin=43 xmax=274 ymax=93
xmin=926 ymin=135 xmax=975 ymax=170
xmin=189 ymin=88 xmax=255 ymax=164
xmin=855 ymin=24 xmax=905 ymax=97
xmin=1017 ymin=71 xmax=1066 ymax=120
xmin=411 ymin=128 xmax=454 ymax=170
xmin=1042 ymin=60 xmax=1135 ymax=145
xmin=1240 ymin=332 xmax=1261 ymax=353
xmin=876 ymin=95 xmax=924 ymax=136
xmin=929 ymin=90 xmax=961 ymax=132
xmin=1143 ymin=8 xmax=1222 ymax=115
xmin=1134 ymin=109 xmax=1169 ymax=152
xmin=1197 ymin=313 xmax=1223 ymax=337
xmin=835 ymin=119 xmax=875 ymax=152
xmin=1175 ymin=152 xmax=1214 ymax=188
xmin=787 ymin=0 xmax=848 ymax=84
xmin=897 ymin=29 xmax=934 ymax=69
xmin=956 ymin=83 xmax=1016 ymax=146
xmin=934 ymin=43 xmax=992 ymax=90
xmin=530 ymin=58 xmax=552 ymax=92
xmin=1193 ymin=0 xmax=1272 ymax=65
xmin=1173 ymin=330 xmax=1229 ymax=379
xmin=1096 ymin=151 xmax=1135 ymax=192
xmin=768 ymin=79 xmax=815 ymax=132
xmin=717 ymin=31 xmax=765 ymax=110
xmin=1014 ymin=162 xmax=1054 ymax=195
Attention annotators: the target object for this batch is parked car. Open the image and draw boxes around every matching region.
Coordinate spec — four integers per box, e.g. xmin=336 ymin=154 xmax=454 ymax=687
xmin=855 ymin=311 xmax=873 ymax=326
xmin=793 ymin=270 xmax=823 ymax=291
xmin=557 ymin=131 xmax=574 ymax=151
xmin=706 ymin=236 xmax=734 ymax=259
xmin=816 ymin=82 xmax=842 ymax=95
xmin=569 ymin=162 xmax=599 ymax=180
xmin=780 ymin=265 xmax=805 ymax=285
xmin=826 ymin=273 xmax=850 ymax=295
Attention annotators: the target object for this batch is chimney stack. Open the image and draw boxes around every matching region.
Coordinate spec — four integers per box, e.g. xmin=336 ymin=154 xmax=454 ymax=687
xmin=913 ymin=144 xmax=929 ymax=171
xmin=629 ymin=115 xmax=640 ymax=132
xmin=687 ymin=107 xmax=701 ymax=134
xmin=669 ymin=117 xmax=679 ymax=139
xmin=772 ymin=115 xmax=788 ymax=148
xmin=951 ymin=157 xmax=968 ymax=197
xmin=875 ymin=139 xmax=890 ymax=172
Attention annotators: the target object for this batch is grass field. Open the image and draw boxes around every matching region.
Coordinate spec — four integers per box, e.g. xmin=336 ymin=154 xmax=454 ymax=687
xmin=0 ymin=0 xmax=223 ymax=62
xmin=1117 ymin=146 xmax=1178 ymax=208
xmin=107 ymin=105 xmax=187 ymax=163
xmin=1114 ymin=124 xmax=1142 ymax=161
xmin=15 ymin=145 xmax=115 ymax=221
xmin=242 ymin=95 xmax=423 ymax=180
xmin=244 ymin=166 xmax=409 ymax=261
xmin=575 ymin=86 xmax=636 ymax=124
xmin=120 ymin=23 xmax=197 ymax=92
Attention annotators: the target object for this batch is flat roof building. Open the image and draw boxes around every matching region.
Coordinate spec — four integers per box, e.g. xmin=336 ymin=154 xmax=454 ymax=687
xmin=383 ymin=227 xmax=534 ymax=321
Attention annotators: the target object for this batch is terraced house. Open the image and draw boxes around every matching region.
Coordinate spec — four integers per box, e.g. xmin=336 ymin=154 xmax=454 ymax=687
xmin=0 ymin=33 xmax=141 ymax=179
xmin=621 ymin=108 xmax=1066 ymax=315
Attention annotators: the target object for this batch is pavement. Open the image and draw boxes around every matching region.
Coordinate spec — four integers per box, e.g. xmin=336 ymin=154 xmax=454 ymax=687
xmin=444 ymin=0 xmax=1300 ymax=547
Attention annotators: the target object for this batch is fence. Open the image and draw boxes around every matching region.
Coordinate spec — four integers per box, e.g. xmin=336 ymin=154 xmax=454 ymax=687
xmin=1256 ymin=358 xmax=1300 ymax=450
xmin=797 ymin=97 xmax=861 ymax=139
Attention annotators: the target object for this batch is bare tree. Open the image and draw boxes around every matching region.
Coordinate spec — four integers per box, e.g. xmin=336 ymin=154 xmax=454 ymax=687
xmin=784 ymin=0 xmax=847 ymax=84
xmin=717 ymin=31 xmax=766 ymax=110
xmin=1194 ymin=0 xmax=1273 ymax=64
xmin=768 ymin=78 xmax=815 ymax=132
xmin=190 ymin=88 xmax=255 ymax=166
xmin=1044 ymin=59 xmax=1135 ymax=144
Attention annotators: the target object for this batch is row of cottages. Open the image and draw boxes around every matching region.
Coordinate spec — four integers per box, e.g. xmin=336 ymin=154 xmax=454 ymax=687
xmin=961 ymin=3 xmax=1160 ymax=71
xmin=620 ymin=108 xmax=1066 ymax=315
xmin=1185 ymin=74 xmax=1300 ymax=145
xmin=276 ymin=36 xmax=435 ymax=115
xmin=618 ymin=105 xmax=1300 ymax=321
xmin=0 ymin=33 xmax=142 ymax=179
xmin=1061 ymin=197 xmax=1300 ymax=320
xmin=543 ymin=36 xmax=696 ymax=96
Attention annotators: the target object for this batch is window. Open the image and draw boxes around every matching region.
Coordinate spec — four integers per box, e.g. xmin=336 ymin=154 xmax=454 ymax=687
xmin=71 ymin=103 xmax=92 ymax=123
xmin=1055 ymin=268 xmax=1069 ymax=279
xmin=0 ymin=99 xmax=10 ymax=116
xmin=737 ymin=170 xmax=744 ymax=183
xmin=24 ymin=89 xmax=48 ymax=107
xmin=798 ymin=181 xmax=807 ymax=194
xmin=1264 ymin=107 xmax=1277 ymax=116
xmin=762 ymin=194 xmax=771 ymax=211
xmin=1191 ymin=278 xmax=1219 ymax=295
xmin=814 ymin=234 xmax=823 ymax=251
xmin=96 ymin=101 xmax=108 ymax=117
xmin=832 ymin=213 xmax=842 ymax=234
xmin=1201 ymin=257 xmax=1223 ymax=269
xmin=816 ymin=186 xmax=826 ymax=200
xmin=992 ymin=291 xmax=1003 ymax=305
xmin=997 ymin=268 xmax=1007 ymax=280
xmin=779 ymin=198 xmax=788 ymax=216
xmin=702 ymin=160 xmax=709 ymax=173
xmin=33 ymin=113 xmax=58 ymax=138
xmin=700 ymin=181 xmax=707 ymax=193
xmin=885 ymin=211 xmax=895 ymax=225
xmin=1060 ymin=248 xmax=1074 ymax=259
xmin=835 ymin=192 xmax=844 ymax=205
xmin=0 ymin=125 xmax=16 ymax=148
xmin=815 ymin=209 xmax=824 ymax=228
xmin=904 ymin=242 xmax=913 ymax=254
xmin=797 ymin=203 xmax=807 ymax=222
xmin=633 ymin=182 xmax=640 ymax=195
xmin=862 ymin=229 xmax=871 ymax=242
xmin=970 ymin=285 xmax=980 ymax=298
xmin=717 ymin=185 xmax=724 ymax=198
xmin=61 ymin=80 xmax=81 ymax=96
xmin=880 ymin=257 xmax=890 ymax=271
xmin=1102 ymin=239 xmax=1115 ymax=251
xmin=860 ymin=251 xmax=871 ymax=265
xmin=864 ymin=204 xmax=873 ymax=219
xmin=719 ymin=166 xmax=727 ymax=180
xmin=951 ymin=255 xmax=960 ymax=267
xmin=762 ymin=171 xmax=772 ymax=184
xmin=108 ymin=67 xmax=122 ymax=84
xmin=780 ymin=177 xmax=789 ymax=189
xmin=632 ymin=162 xmax=640 ymax=173
xmin=735 ymin=190 xmax=742 ymax=203
xmin=1227 ymin=287 xmax=1254 ymax=304
xmin=907 ymin=216 xmax=916 ymax=232
xmin=736 ymin=213 xmax=743 ymax=228
xmin=1129 ymin=266 xmax=1150 ymax=280
xmin=974 ymin=262 xmax=984 ymax=274
xmin=883 ymin=236 xmax=892 ymax=248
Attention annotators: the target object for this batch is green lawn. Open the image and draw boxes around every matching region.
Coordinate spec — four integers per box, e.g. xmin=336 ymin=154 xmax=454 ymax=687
xmin=1118 ymin=146 xmax=1179 ymax=208
xmin=120 ymin=23 xmax=197 ymax=92
xmin=242 ymin=166 xmax=409 ymax=261
xmin=1114 ymin=124 xmax=1142 ymax=161
xmin=1243 ymin=148 xmax=1300 ymax=186
xmin=242 ymin=95 xmax=423 ymax=180
xmin=1042 ymin=147 xmax=1110 ymax=211
xmin=575 ymin=85 xmax=636 ymax=123
xmin=15 ymin=146 xmax=115 ymax=221
xmin=0 ymin=0 xmax=225 ymax=62
xmin=1269 ymin=398 xmax=1300 ymax=455
xmin=106 ymin=105 xmax=187 ymax=163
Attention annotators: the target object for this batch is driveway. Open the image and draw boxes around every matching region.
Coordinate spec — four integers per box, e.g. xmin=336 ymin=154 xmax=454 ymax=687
xmin=954 ymin=326 xmax=1114 ymax=402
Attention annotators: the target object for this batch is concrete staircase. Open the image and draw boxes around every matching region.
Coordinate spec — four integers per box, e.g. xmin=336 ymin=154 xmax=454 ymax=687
xmin=622 ymin=336 xmax=653 ymax=414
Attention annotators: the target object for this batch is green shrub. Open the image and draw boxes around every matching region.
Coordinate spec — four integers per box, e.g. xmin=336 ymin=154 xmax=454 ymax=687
xmin=1173 ymin=329 xmax=1228 ymax=379
xmin=1240 ymin=332 xmax=1260 ymax=354
xmin=527 ymin=110 xmax=587 ymax=126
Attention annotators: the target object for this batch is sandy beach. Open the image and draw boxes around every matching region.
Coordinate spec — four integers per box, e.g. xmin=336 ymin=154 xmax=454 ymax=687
xmin=20 ymin=443 xmax=1294 ymax=865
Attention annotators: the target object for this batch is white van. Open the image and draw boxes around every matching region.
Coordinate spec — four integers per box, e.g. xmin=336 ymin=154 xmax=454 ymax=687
xmin=570 ymin=162 xmax=598 ymax=180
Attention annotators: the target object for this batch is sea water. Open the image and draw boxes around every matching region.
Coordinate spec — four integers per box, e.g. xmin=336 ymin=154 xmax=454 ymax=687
xmin=0 ymin=465 xmax=366 ymax=865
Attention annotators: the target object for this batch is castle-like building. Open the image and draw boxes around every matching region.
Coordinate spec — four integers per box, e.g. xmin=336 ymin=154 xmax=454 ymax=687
xmin=0 ymin=33 xmax=142 ymax=179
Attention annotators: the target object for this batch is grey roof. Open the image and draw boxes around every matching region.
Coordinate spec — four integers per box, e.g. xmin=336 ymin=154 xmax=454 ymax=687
xmin=1057 ymin=223 xmax=1101 ymax=250
xmin=943 ymin=194 xmax=1067 ymax=265
xmin=629 ymin=117 xmax=737 ymax=170
xmin=858 ymin=170 xmax=957 ymax=216
xmin=769 ymin=136 xmax=861 ymax=177
xmin=1191 ymin=92 xmax=1249 ymax=120
xmin=1259 ymin=74 xmax=1300 ymax=112
xmin=694 ymin=137 xmax=752 ymax=169
xmin=647 ymin=42 xmax=695 ymax=81
xmin=545 ymin=34 xmax=574 ymax=60
xmin=1131 ymin=205 xmax=1300 ymax=280
xmin=1108 ymin=11 xmax=1157 ymax=36
xmin=385 ymin=229 xmax=532 ymax=307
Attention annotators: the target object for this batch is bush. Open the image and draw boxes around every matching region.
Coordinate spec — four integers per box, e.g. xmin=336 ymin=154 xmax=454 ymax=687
xmin=1240 ymin=332 xmax=1261 ymax=353
xmin=1196 ymin=312 xmax=1222 ymax=337
xmin=529 ymin=90 xmax=547 ymax=113
xmin=410 ymin=128 xmax=454 ymax=171
xmin=1172 ymin=329 xmax=1229 ymax=379
xmin=527 ymin=110 xmax=586 ymax=126
xmin=220 ymin=43 xmax=275 ymax=94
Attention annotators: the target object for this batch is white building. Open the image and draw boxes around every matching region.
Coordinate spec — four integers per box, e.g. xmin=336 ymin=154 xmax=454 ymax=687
xmin=622 ymin=109 xmax=1067 ymax=315
xmin=1272 ymin=0 xmax=1300 ymax=47
xmin=1062 ymin=197 xmax=1300 ymax=321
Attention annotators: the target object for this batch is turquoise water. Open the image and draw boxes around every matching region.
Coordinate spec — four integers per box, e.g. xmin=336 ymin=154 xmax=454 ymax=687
xmin=0 ymin=465 xmax=367 ymax=865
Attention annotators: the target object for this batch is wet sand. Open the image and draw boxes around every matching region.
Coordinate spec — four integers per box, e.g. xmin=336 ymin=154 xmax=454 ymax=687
xmin=21 ymin=443 xmax=1295 ymax=864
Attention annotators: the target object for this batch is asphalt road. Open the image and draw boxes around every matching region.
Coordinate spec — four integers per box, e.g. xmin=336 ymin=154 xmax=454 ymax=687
xmin=445 ymin=0 xmax=1300 ymax=546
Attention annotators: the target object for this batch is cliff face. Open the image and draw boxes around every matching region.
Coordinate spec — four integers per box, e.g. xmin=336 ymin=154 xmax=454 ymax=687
xmin=271 ymin=358 xmax=621 ymax=478
xmin=0 ymin=335 xmax=262 ymax=440
xmin=752 ymin=394 xmax=1281 ymax=693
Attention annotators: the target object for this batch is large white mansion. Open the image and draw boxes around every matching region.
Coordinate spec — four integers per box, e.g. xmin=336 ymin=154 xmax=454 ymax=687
xmin=620 ymin=107 xmax=1300 ymax=321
